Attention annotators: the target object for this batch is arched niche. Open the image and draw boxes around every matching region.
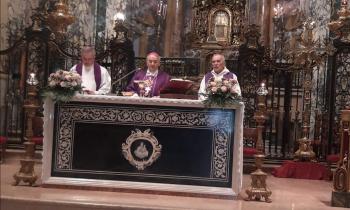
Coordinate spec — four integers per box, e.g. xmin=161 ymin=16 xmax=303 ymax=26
xmin=208 ymin=7 xmax=232 ymax=45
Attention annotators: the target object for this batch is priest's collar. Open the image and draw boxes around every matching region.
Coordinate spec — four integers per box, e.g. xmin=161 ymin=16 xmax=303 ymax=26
xmin=211 ymin=67 xmax=229 ymax=76
xmin=146 ymin=69 xmax=159 ymax=77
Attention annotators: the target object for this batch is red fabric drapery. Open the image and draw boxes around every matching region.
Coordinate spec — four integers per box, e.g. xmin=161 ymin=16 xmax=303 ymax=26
xmin=272 ymin=160 xmax=328 ymax=180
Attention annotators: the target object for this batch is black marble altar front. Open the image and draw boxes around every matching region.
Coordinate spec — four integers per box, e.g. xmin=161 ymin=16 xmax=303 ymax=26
xmin=52 ymin=101 xmax=235 ymax=188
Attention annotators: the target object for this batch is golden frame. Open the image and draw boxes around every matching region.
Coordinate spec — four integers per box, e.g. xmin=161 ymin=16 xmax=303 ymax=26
xmin=208 ymin=6 xmax=233 ymax=45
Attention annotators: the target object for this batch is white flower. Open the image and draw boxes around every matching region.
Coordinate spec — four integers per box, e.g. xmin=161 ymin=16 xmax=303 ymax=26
xmin=230 ymin=86 xmax=238 ymax=94
xmin=214 ymin=78 xmax=221 ymax=82
xmin=49 ymin=81 xmax=57 ymax=87
xmin=60 ymin=81 xmax=67 ymax=87
xmin=221 ymin=86 xmax=228 ymax=92
xmin=65 ymin=75 xmax=72 ymax=81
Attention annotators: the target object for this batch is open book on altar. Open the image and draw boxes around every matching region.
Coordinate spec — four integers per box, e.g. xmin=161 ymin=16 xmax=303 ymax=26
xmin=160 ymin=78 xmax=197 ymax=99
xmin=161 ymin=78 xmax=193 ymax=94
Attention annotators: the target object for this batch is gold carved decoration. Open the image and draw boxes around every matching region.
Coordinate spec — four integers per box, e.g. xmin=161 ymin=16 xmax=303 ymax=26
xmin=122 ymin=129 xmax=162 ymax=170
xmin=47 ymin=0 xmax=75 ymax=35
xmin=191 ymin=0 xmax=245 ymax=48
xmin=331 ymin=108 xmax=350 ymax=207
xmin=292 ymin=19 xmax=328 ymax=162
xmin=245 ymin=82 xmax=272 ymax=203
xmin=333 ymin=109 xmax=350 ymax=192
xmin=13 ymin=160 xmax=38 ymax=186
xmin=208 ymin=6 xmax=232 ymax=44
xmin=245 ymin=154 xmax=272 ymax=203
xmin=328 ymin=0 xmax=350 ymax=42
xmin=13 ymin=73 xmax=40 ymax=186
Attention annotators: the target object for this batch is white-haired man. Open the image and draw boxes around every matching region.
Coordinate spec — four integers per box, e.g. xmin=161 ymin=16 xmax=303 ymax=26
xmin=70 ymin=46 xmax=111 ymax=94
xmin=126 ymin=52 xmax=170 ymax=97
xmin=198 ymin=53 xmax=241 ymax=100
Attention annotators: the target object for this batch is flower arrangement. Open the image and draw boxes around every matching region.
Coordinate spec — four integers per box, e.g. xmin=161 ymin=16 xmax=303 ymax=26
xmin=41 ymin=70 xmax=83 ymax=103
xmin=202 ymin=77 xmax=242 ymax=107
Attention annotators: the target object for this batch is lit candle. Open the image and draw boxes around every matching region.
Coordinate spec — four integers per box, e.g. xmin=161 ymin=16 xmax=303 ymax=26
xmin=273 ymin=7 xmax=278 ymax=17
xmin=114 ymin=12 xmax=125 ymax=21
xmin=26 ymin=72 xmax=38 ymax=85
xmin=256 ymin=81 xmax=268 ymax=96
xmin=30 ymin=73 xmax=35 ymax=79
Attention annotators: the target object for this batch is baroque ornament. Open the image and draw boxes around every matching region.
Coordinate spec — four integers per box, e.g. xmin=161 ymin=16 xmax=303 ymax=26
xmin=122 ymin=129 xmax=162 ymax=170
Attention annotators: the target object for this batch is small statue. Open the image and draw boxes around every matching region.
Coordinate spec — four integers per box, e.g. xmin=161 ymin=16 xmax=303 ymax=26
xmin=134 ymin=142 xmax=149 ymax=159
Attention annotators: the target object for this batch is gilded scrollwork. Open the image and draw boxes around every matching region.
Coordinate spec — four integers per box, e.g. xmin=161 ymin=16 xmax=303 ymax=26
xmin=54 ymin=103 xmax=233 ymax=179
xmin=191 ymin=0 xmax=245 ymax=47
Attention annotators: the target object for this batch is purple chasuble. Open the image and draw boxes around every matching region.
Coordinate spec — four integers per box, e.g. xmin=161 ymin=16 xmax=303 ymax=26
xmin=204 ymin=71 xmax=235 ymax=84
xmin=76 ymin=62 xmax=102 ymax=90
xmin=126 ymin=69 xmax=170 ymax=97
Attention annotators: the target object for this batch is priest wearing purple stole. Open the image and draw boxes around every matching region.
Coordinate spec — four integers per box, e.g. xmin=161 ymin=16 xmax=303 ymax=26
xmin=70 ymin=46 xmax=111 ymax=95
xmin=126 ymin=52 xmax=170 ymax=97
xmin=198 ymin=53 xmax=241 ymax=100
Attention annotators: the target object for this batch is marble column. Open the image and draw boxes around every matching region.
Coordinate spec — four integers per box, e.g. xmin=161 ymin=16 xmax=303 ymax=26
xmin=308 ymin=0 xmax=332 ymax=140
xmin=248 ymin=0 xmax=272 ymax=46
xmin=138 ymin=32 xmax=149 ymax=57
xmin=0 ymin=73 xmax=8 ymax=134
xmin=164 ymin=0 xmax=184 ymax=57
xmin=67 ymin=0 xmax=96 ymax=45
xmin=0 ymin=0 xmax=8 ymax=132
xmin=268 ymin=0 xmax=276 ymax=47
xmin=0 ymin=0 xmax=9 ymax=50
xmin=261 ymin=0 xmax=272 ymax=47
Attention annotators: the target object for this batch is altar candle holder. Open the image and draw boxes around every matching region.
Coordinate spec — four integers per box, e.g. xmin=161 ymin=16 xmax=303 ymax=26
xmin=245 ymin=82 xmax=272 ymax=203
xmin=13 ymin=72 xmax=39 ymax=186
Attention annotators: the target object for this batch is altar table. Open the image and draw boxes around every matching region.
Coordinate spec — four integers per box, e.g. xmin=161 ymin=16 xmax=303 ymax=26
xmin=42 ymin=95 xmax=244 ymax=198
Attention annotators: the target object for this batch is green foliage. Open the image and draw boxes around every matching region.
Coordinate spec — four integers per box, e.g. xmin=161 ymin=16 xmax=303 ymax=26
xmin=202 ymin=91 xmax=242 ymax=107
xmin=40 ymin=86 xmax=82 ymax=103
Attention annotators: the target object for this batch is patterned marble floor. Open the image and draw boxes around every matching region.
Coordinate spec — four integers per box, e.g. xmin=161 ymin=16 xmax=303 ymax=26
xmin=0 ymin=157 xmax=347 ymax=210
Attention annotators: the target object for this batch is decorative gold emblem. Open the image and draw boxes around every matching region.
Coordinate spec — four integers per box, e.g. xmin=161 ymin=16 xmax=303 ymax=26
xmin=122 ymin=129 xmax=162 ymax=170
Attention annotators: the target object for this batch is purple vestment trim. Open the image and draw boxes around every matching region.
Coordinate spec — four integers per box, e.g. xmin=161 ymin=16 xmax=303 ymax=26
xmin=126 ymin=69 xmax=170 ymax=97
xmin=76 ymin=62 xmax=101 ymax=90
xmin=204 ymin=71 xmax=235 ymax=84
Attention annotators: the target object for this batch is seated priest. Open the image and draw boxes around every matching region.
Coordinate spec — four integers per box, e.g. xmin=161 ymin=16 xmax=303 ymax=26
xmin=126 ymin=52 xmax=170 ymax=97
xmin=70 ymin=46 xmax=111 ymax=95
xmin=198 ymin=53 xmax=241 ymax=100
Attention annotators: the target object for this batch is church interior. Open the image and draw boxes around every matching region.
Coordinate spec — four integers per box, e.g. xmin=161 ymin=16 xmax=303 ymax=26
xmin=1 ymin=0 xmax=350 ymax=209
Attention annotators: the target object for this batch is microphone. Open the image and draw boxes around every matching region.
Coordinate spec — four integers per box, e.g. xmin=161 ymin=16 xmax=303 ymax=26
xmin=112 ymin=68 xmax=141 ymax=86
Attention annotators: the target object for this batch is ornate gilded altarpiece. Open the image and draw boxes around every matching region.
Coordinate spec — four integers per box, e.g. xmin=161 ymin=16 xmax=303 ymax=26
xmin=188 ymin=0 xmax=246 ymax=74
xmin=191 ymin=0 xmax=245 ymax=48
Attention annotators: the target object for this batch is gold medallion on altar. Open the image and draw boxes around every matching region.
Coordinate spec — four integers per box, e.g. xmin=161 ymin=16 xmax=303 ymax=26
xmin=122 ymin=129 xmax=162 ymax=170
